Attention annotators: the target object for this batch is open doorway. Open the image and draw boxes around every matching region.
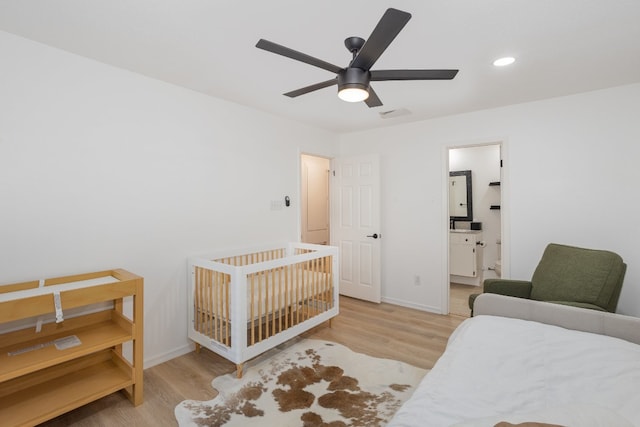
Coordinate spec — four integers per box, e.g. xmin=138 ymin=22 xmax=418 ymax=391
xmin=300 ymin=154 xmax=330 ymax=244
xmin=448 ymin=143 xmax=503 ymax=317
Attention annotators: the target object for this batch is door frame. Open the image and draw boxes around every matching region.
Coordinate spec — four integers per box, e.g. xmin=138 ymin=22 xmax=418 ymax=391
xmin=442 ymin=139 xmax=511 ymax=314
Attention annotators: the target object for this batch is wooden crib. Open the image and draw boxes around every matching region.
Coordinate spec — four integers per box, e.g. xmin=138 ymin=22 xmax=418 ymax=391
xmin=187 ymin=242 xmax=338 ymax=377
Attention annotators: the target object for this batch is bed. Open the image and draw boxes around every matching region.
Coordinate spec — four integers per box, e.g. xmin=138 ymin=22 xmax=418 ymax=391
xmin=187 ymin=242 xmax=338 ymax=377
xmin=388 ymin=293 xmax=640 ymax=427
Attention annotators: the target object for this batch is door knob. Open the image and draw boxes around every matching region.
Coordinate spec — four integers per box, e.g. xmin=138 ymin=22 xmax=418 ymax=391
xmin=366 ymin=233 xmax=379 ymax=239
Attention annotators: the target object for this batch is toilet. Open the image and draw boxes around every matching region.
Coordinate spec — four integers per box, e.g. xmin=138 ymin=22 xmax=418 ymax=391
xmin=495 ymin=239 xmax=502 ymax=277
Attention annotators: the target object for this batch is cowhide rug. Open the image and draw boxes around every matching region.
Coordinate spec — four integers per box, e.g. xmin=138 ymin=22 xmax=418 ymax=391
xmin=175 ymin=338 xmax=427 ymax=427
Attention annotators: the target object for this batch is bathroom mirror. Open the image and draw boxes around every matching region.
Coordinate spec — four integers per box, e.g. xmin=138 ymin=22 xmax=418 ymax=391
xmin=449 ymin=170 xmax=473 ymax=221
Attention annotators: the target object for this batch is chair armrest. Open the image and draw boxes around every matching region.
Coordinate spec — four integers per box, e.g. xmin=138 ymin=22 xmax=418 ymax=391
xmin=468 ymin=280 xmax=533 ymax=314
xmin=473 ymin=294 xmax=640 ymax=345
xmin=483 ymin=279 xmax=533 ymax=299
xmin=548 ymin=301 xmax=607 ymax=311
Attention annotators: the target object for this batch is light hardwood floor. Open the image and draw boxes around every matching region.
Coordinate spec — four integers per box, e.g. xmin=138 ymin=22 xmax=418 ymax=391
xmin=449 ymin=282 xmax=480 ymax=317
xmin=40 ymin=296 xmax=468 ymax=426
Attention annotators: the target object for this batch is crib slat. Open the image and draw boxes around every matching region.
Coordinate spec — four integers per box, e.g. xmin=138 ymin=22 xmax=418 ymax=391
xmin=263 ymin=270 xmax=268 ymax=340
xmin=215 ymin=270 xmax=219 ymax=343
xmin=283 ymin=266 xmax=288 ymax=329
xmin=213 ymin=270 xmax=219 ymax=343
xmin=204 ymin=269 xmax=209 ymax=339
xmin=224 ymin=272 xmax=230 ymax=345
xmin=324 ymin=256 xmax=330 ymax=308
xmin=258 ymin=272 xmax=262 ymax=343
xmin=213 ymin=270 xmax=218 ymax=343
xmin=320 ymin=258 xmax=325 ymax=309
xmin=204 ymin=268 xmax=209 ymax=336
xmin=302 ymin=261 xmax=307 ymax=321
xmin=219 ymin=270 xmax=224 ymax=343
xmin=296 ymin=262 xmax=301 ymax=325
xmin=278 ymin=266 xmax=283 ymax=333
xmin=308 ymin=259 xmax=313 ymax=319
xmin=318 ymin=257 xmax=324 ymax=309
xmin=211 ymin=270 xmax=216 ymax=342
xmin=313 ymin=258 xmax=318 ymax=316
xmin=301 ymin=260 xmax=306 ymax=321
xmin=316 ymin=258 xmax=321 ymax=312
xmin=250 ymin=273 xmax=255 ymax=346
xmin=270 ymin=268 xmax=275 ymax=337
xmin=302 ymin=260 xmax=306 ymax=321
xmin=307 ymin=259 xmax=312 ymax=320
xmin=311 ymin=258 xmax=315 ymax=311
xmin=208 ymin=269 xmax=213 ymax=342
xmin=201 ymin=268 xmax=206 ymax=335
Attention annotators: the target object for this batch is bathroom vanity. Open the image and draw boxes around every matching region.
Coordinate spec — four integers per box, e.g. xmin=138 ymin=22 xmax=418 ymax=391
xmin=450 ymin=230 xmax=483 ymax=286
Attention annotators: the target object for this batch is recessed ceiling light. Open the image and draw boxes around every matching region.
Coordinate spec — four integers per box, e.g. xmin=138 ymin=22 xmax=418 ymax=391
xmin=493 ymin=57 xmax=516 ymax=67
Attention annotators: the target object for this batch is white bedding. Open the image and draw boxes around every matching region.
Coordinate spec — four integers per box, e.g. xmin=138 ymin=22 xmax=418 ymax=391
xmin=388 ymin=315 xmax=640 ymax=427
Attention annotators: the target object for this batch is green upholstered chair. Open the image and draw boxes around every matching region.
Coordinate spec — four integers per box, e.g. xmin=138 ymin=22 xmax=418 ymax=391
xmin=469 ymin=243 xmax=627 ymax=315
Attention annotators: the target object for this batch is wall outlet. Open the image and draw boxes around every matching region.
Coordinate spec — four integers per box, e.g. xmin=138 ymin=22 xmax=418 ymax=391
xmin=414 ymin=275 xmax=421 ymax=286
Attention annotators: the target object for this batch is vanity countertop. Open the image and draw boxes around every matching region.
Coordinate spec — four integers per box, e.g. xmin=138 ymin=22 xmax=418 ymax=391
xmin=450 ymin=229 xmax=482 ymax=234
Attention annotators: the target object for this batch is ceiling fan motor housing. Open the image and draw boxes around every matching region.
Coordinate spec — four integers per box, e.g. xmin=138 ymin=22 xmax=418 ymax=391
xmin=337 ymin=67 xmax=370 ymax=92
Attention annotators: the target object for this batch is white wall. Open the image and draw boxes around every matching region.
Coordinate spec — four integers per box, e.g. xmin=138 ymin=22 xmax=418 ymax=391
xmin=339 ymin=83 xmax=640 ymax=316
xmin=0 ymin=31 xmax=339 ymax=366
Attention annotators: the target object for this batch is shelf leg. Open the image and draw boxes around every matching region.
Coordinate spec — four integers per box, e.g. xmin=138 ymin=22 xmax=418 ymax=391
xmin=236 ymin=363 xmax=243 ymax=379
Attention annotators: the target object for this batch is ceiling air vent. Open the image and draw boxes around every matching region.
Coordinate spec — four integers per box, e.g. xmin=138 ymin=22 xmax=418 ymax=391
xmin=378 ymin=108 xmax=411 ymax=119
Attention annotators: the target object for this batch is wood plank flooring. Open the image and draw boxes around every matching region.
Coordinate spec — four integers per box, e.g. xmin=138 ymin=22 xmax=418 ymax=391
xmin=449 ymin=282 xmax=479 ymax=317
xmin=40 ymin=296 xmax=468 ymax=426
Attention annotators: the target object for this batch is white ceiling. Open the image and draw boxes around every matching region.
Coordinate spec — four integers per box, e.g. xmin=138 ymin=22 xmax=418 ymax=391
xmin=1 ymin=0 xmax=639 ymax=133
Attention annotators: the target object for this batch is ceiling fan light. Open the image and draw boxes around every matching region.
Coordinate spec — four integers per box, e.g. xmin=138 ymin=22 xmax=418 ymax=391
xmin=338 ymin=86 xmax=370 ymax=103
xmin=337 ymin=68 xmax=370 ymax=103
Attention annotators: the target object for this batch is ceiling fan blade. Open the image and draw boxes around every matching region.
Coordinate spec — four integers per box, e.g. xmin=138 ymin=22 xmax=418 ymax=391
xmin=371 ymin=69 xmax=459 ymax=81
xmin=365 ymin=86 xmax=383 ymax=108
xmin=350 ymin=8 xmax=411 ymax=71
xmin=284 ymin=78 xmax=338 ymax=98
xmin=256 ymin=39 xmax=343 ymax=74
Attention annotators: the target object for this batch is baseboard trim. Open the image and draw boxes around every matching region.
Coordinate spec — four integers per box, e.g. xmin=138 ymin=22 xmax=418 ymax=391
xmin=144 ymin=342 xmax=194 ymax=369
xmin=381 ymin=296 xmax=442 ymax=314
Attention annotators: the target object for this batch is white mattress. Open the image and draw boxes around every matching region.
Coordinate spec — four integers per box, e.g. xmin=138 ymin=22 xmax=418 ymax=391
xmin=388 ymin=315 xmax=640 ymax=427
xmin=198 ymin=270 xmax=332 ymax=322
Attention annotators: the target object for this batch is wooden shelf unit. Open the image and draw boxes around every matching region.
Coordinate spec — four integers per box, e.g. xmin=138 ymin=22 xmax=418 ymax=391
xmin=0 ymin=269 xmax=143 ymax=427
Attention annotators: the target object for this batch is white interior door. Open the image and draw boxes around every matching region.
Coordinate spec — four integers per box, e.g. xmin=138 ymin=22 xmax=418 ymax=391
xmin=331 ymin=154 xmax=381 ymax=303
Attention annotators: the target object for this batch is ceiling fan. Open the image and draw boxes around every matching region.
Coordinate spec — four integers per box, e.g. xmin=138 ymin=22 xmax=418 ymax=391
xmin=256 ymin=8 xmax=458 ymax=107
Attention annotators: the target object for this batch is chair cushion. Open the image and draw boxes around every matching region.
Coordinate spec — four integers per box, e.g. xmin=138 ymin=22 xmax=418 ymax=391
xmin=530 ymin=244 xmax=625 ymax=311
